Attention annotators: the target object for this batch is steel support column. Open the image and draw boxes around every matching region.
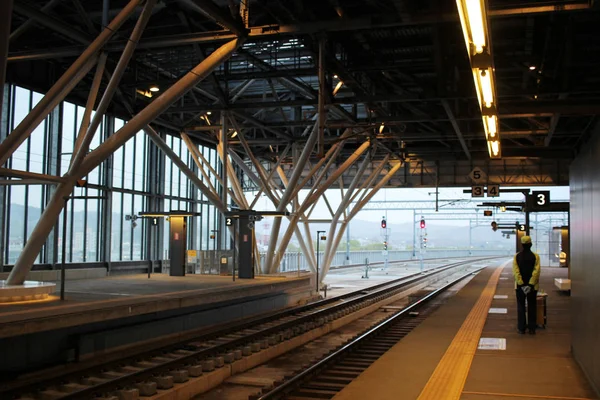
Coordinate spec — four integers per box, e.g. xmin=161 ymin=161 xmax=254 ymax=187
xmin=317 ymin=36 xmax=327 ymax=158
xmin=7 ymin=37 xmax=241 ymax=285
xmin=321 ymin=162 xmax=402 ymax=281
xmin=265 ymin=121 xmax=319 ymax=273
xmin=0 ymin=0 xmax=12 ymax=123
xmin=0 ymin=85 xmax=8 ymax=272
xmin=322 ymin=154 xmax=371 ymax=271
xmin=271 ymin=140 xmax=371 ymax=273
xmin=0 ymin=0 xmax=143 ymax=167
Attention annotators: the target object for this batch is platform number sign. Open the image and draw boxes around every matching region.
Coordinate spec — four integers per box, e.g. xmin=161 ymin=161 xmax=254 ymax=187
xmin=532 ymin=191 xmax=550 ymax=208
xmin=518 ymin=224 xmax=527 ymax=232
xmin=469 ymin=167 xmax=487 ymax=184
xmin=471 ymin=185 xmax=485 ymax=198
xmin=225 ymin=217 xmax=233 ymax=226
xmin=487 ymin=184 xmax=500 ymax=197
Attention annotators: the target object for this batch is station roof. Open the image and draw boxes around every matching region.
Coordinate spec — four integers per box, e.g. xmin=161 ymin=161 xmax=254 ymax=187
xmin=5 ymin=0 xmax=600 ymax=187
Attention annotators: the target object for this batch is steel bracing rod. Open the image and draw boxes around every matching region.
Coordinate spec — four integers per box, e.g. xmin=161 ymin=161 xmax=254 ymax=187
xmin=10 ymin=0 xmax=62 ymax=42
xmin=178 ymin=0 xmax=247 ymax=37
xmin=249 ymin=144 xmax=291 ymax=209
xmin=216 ymin=139 xmax=247 ymax=208
xmin=0 ymin=0 xmax=142 ymax=167
xmin=6 ymin=37 xmax=241 ymax=286
xmin=229 ymin=116 xmax=284 ymax=203
xmin=184 ymin=133 xmax=230 ymax=194
xmin=271 ymin=140 xmax=371 ymax=273
xmin=71 ymin=0 xmax=157 ymax=169
xmin=70 ymin=53 xmax=108 ymax=166
xmin=185 ymin=135 xmax=238 ymax=206
xmin=145 ymin=127 xmax=226 ymax=213
xmin=182 ymin=133 xmax=219 ymax=196
xmin=348 ymin=154 xmax=390 ymax=212
xmin=0 ymin=0 xmax=12 ymax=122
xmin=265 ymin=121 xmax=319 ymax=273
xmin=322 ymin=153 xmax=371 ymax=273
xmin=288 ymin=128 xmax=352 ymax=201
xmin=322 ymin=193 xmax=336 ymax=217
xmin=441 ymin=100 xmax=471 ymax=160
xmin=0 ymin=168 xmax=66 ymax=183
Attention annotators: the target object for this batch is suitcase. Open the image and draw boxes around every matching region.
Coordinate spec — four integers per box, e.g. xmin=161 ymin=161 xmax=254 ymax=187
xmin=536 ymin=293 xmax=547 ymax=328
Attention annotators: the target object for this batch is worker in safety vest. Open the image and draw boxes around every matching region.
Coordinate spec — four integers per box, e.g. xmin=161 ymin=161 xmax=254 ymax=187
xmin=512 ymin=235 xmax=541 ymax=334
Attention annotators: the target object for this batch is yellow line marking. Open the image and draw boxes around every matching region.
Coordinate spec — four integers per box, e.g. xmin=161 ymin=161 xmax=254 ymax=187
xmin=462 ymin=391 xmax=596 ymax=400
xmin=417 ymin=264 xmax=505 ymax=400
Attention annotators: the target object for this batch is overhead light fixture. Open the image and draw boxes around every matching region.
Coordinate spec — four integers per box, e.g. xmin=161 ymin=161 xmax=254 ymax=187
xmin=457 ymin=0 xmax=502 ymax=160
xmin=488 ymin=140 xmax=501 ymax=159
xmin=484 ymin=115 xmax=497 ymax=139
xmin=333 ymin=81 xmax=344 ymax=96
xmin=136 ymin=89 xmax=153 ymax=98
xmin=333 ymin=74 xmax=339 ymax=79
xmin=456 ymin=0 xmax=487 ymax=55
xmin=500 ymin=205 xmax=506 ymax=212
xmin=231 ymin=131 xmax=238 ymax=138
xmin=379 ymin=123 xmax=385 ymax=134
xmin=529 ymin=65 xmax=537 ymax=71
xmin=206 ymin=111 xmax=212 ymax=115
xmin=477 ymin=69 xmax=494 ymax=108
xmin=149 ymin=84 xmax=160 ymax=93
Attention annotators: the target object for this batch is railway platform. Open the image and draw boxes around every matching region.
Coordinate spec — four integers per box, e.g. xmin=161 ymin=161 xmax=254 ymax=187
xmin=334 ymin=262 xmax=597 ymax=400
xmin=0 ymin=273 xmax=313 ymax=375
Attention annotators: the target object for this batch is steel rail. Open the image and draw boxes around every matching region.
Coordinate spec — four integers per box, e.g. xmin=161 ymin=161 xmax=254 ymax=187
xmin=3 ymin=257 xmax=501 ymax=399
xmin=56 ymin=258 xmax=496 ymax=399
xmin=257 ymin=265 xmax=488 ymax=399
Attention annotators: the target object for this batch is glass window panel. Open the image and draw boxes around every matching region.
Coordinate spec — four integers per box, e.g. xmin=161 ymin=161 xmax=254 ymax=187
xmin=61 ymin=103 xmax=76 ymax=175
xmin=71 ymin=198 xmax=86 ymax=263
xmin=11 ymin=88 xmax=30 ymax=171
xmin=133 ymin=131 xmax=145 ymax=191
xmin=111 ymin=192 xmax=122 ymax=261
xmin=7 ymin=186 xmax=26 ymax=264
xmin=132 ymin=195 xmax=143 ymax=260
xmin=122 ymin=193 xmax=133 ymax=260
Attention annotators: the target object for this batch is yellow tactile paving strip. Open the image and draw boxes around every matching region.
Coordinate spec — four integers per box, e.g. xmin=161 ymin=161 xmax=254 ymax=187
xmin=462 ymin=390 xmax=595 ymax=399
xmin=417 ymin=265 xmax=504 ymax=400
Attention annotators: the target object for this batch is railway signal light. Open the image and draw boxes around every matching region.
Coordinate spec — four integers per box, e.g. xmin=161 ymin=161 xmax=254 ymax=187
xmin=383 ymin=241 xmax=388 ymax=250
xmin=381 ymin=219 xmax=387 ymax=229
xmin=420 ymin=219 xmax=426 ymax=229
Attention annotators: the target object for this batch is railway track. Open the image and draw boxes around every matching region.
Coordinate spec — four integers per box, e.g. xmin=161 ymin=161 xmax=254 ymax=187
xmin=4 ymin=258 xmax=499 ymax=400
xmin=255 ymin=267 xmax=483 ymax=400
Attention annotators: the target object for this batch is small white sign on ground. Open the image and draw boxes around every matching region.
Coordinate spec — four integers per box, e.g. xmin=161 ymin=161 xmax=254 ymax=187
xmin=494 ymin=295 xmax=509 ymax=299
xmin=478 ymin=338 xmax=506 ymax=350
xmin=489 ymin=308 xmax=508 ymax=314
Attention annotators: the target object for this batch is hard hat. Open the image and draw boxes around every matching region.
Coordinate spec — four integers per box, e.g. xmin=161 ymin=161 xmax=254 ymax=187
xmin=521 ymin=235 xmax=532 ymax=244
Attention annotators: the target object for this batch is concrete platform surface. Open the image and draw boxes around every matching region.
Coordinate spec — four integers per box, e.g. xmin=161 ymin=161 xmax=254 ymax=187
xmin=334 ymin=262 xmax=598 ymax=400
xmin=0 ymin=273 xmax=312 ymax=338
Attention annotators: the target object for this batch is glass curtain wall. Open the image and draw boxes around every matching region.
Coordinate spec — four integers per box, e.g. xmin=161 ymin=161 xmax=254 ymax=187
xmin=1 ymin=84 xmax=218 ymax=268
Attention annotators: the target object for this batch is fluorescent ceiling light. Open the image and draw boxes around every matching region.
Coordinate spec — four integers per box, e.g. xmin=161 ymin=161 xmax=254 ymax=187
xmin=465 ymin=0 xmax=486 ymax=53
xmin=379 ymin=123 xmax=385 ymax=134
xmin=333 ymin=81 xmax=344 ymax=96
xmin=149 ymin=84 xmax=160 ymax=92
xmin=484 ymin=115 xmax=497 ymax=139
xmin=478 ymin=69 xmax=494 ymax=108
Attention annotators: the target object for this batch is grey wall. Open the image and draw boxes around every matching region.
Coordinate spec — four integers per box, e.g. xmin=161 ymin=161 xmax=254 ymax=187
xmin=570 ymin=123 xmax=600 ymax=395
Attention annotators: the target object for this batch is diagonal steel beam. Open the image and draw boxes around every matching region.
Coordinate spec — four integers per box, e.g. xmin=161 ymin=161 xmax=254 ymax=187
xmin=6 ymin=37 xmax=242 ymax=286
xmin=10 ymin=0 xmax=62 ymax=42
xmin=441 ymin=100 xmax=471 ymax=160
xmin=0 ymin=0 xmax=142 ymax=167
xmin=13 ymin=2 xmax=90 ymax=45
xmin=145 ymin=126 xmax=226 ymax=212
xmin=178 ymin=0 xmax=247 ymax=37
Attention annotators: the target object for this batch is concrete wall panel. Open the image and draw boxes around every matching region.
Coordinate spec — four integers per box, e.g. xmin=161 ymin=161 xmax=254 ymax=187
xmin=570 ymin=122 xmax=600 ymax=395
